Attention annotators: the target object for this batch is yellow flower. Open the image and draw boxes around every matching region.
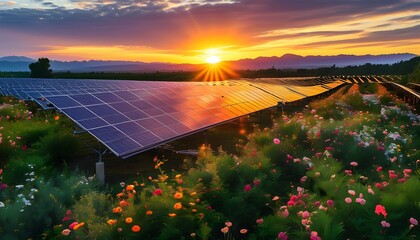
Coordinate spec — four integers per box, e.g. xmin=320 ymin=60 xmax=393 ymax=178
xmin=174 ymin=202 xmax=182 ymax=210
xmin=168 ymin=213 xmax=176 ymax=217
xmin=174 ymin=192 xmax=183 ymax=199
xmin=107 ymin=219 xmax=117 ymax=225
xmin=125 ymin=217 xmax=133 ymax=224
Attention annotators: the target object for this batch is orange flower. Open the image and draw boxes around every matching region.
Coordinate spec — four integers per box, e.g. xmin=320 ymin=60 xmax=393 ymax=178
xmin=125 ymin=217 xmax=133 ymax=224
xmin=175 ymin=174 xmax=182 ymax=179
xmin=54 ymin=115 xmax=60 ymax=121
xmin=126 ymin=185 xmax=134 ymax=191
xmin=107 ymin=219 xmax=117 ymax=225
xmin=120 ymin=200 xmax=129 ymax=207
xmin=116 ymin=192 xmax=124 ymax=198
xmin=174 ymin=202 xmax=182 ymax=210
xmin=174 ymin=192 xmax=183 ymax=199
xmin=192 ymin=209 xmax=197 ymax=213
xmin=146 ymin=210 xmax=153 ymax=215
xmin=168 ymin=213 xmax=176 ymax=217
xmin=113 ymin=207 xmax=123 ymax=213
xmin=131 ymin=225 xmax=141 ymax=232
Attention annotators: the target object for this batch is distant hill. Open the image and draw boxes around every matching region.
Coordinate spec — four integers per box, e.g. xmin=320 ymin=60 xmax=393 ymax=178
xmin=0 ymin=53 xmax=416 ymax=72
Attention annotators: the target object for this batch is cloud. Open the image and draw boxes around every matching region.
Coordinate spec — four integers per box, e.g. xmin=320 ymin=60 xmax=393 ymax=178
xmin=0 ymin=0 xmax=419 ymax=60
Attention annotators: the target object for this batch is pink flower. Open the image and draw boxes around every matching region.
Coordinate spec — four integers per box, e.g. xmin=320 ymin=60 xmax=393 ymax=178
xmin=69 ymin=222 xmax=78 ymax=230
xmin=278 ymin=232 xmax=288 ymax=240
xmin=310 ymin=231 xmax=321 ymax=240
xmin=348 ymin=190 xmax=356 ymax=196
xmin=225 ymin=221 xmax=232 ymax=227
xmin=62 ymin=229 xmax=71 ymax=236
xmin=302 ymin=211 xmax=310 ymax=219
xmin=240 ymin=229 xmax=248 ymax=234
xmin=376 ymin=166 xmax=383 ymax=172
xmin=244 ymin=184 xmax=252 ymax=192
xmin=326 ymin=199 xmax=334 ymax=207
xmin=367 ymin=187 xmax=375 ymax=195
xmin=375 ymin=205 xmax=387 ymax=218
xmin=256 ymin=218 xmax=264 ymax=224
xmin=350 ymin=161 xmax=358 ymax=167
xmin=153 ymin=188 xmax=163 ymax=195
xmin=253 ymin=179 xmax=261 ymax=186
xmin=381 ymin=221 xmax=391 ymax=228
xmin=273 ymin=138 xmax=281 ymax=144
xmin=0 ymin=183 xmax=7 ymax=190
xmin=300 ymin=176 xmax=308 ymax=183
xmin=272 ymin=196 xmax=280 ymax=201
xmin=281 ymin=208 xmax=289 ymax=218
xmin=344 ymin=170 xmax=352 ymax=175
xmin=409 ymin=217 xmax=418 ymax=225
xmin=313 ymin=201 xmax=320 ymax=207
xmin=325 ymin=146 xmax=333 ymax=151
xmin=345 ymin=197 xmax=352 ymax=204
xmin=221 ymin=227 xmax=229 ymax=234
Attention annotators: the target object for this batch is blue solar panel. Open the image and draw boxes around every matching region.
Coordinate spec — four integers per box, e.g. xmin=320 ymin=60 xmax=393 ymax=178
xmin=0 ymin=77 xmax=344 ymax=158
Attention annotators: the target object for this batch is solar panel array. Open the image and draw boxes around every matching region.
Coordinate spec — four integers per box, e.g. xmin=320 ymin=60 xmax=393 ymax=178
xmin=0 ymin=77 xmax=344 ymax=158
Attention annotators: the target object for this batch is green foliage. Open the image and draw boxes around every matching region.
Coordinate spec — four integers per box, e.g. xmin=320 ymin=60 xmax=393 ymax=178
xmin=29 ymin=58 xmax=52 ymax=78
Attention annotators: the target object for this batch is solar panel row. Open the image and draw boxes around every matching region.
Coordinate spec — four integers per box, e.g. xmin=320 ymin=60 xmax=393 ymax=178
xmin=0 ymin=77 xmax=344 ymax=158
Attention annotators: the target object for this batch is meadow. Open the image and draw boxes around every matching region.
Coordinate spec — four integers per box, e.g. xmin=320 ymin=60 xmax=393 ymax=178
xmin=0 ymin=83 xmax=419 ymax=239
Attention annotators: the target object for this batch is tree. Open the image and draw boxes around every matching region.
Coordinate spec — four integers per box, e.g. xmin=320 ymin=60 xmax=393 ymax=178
xmin=29 ymin=58 xmax=52 ymax=78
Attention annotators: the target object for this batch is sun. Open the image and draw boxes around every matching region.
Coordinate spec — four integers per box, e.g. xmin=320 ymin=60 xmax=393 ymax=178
xmin=206 ymin=55 xmax=221 ymax=64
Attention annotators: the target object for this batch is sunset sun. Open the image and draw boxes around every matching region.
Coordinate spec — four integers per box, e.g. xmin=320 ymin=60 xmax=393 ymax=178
xmin=205 ymin=55 xmax=221 ymax=64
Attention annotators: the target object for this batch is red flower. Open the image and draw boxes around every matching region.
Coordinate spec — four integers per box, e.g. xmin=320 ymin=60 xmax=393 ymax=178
xmin=375 ymin=204 xmax=387 ymax=218
xmin=244 ymin=184 xmax=252 ymax=192
xmin=153 ymin=188 xmax=163 ymax=195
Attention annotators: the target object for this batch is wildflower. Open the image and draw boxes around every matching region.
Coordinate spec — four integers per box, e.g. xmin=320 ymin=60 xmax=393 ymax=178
xmin=367 ymin=186 xmax=375 ymax=195
xmin=173 ymin=202 xmax=183 ymax=210
xmin=273 ymin=138 xmax=281 ymax=144
xmin=126 ymin=185 xmax=134 ymax=191
xmin=119 ymin=200 xmax=129 ymax=207
xmin=113 ymin=207 xmax=123 ymax=213
xmin=54 ymin=115 xmax=60 ymax=121
xmin=225 ymin=221 xmax=232 ymax=227
xmin=300 ymin=176 xmax=308 ymax=183
xmin=107 ymin=219 xmax=117 ymax=225
xmin=302 ymin=211 xmax=310 ymax=219
xmin=153 ymin=188 xmax=163 ymax=195
xmin=381 ymin=221 xmax=391 ymax=228
xmin=131 ymin=225 xmax=141 ymax=232
xmin=256 ymin=218 xmax=264 ymax=224
xmin=168 ymin=213 xmax=176 ymax=217
xmin=240 ymin=229 xmax=248 ymax=234
xmin=0 ymin=202 xmax=4 ymax=208
xmin=73 ymin=222 xmax=84 ymax=230
xmin=191 ymin=233 xmax=196 ymax=237
xmin=272 ymin=196 xmax=280 ymax=201
xmin=62 ymin=229 xmax=71 ymax=236
xmin=69 ymin=222 xmax=78 ymax=230
xmin=375 ymin=204 xmax=387 ymax=218
xmin=175 ymin=174 xmax=182 ymax=179
xmin=344 ymin=170 xmax=352 ymax=175
xmin=327 ymin=199 xmax=334 ymax=207
xmin=119 ymin=182 xmax=126 ymax=187
xmin=350 ymin=161 xmax=358 ymax=166
xmin=0 ymin=183 xmax=6 ymax=190
xmin=221 ymin=227 xmax=229 ymax=234
xmin=355 ymin=198 xmax=366 ymax=205
xmin=345 ymin=197 xmax=352 ymax=204
xmin=278 ymin=232 xmax=288 ymax=240
xmin=244 ymin=184 xmax=252 ymax=192
xmin=125 ymin=217 xmax=133 ymax=224
xmin=310 ymin=231 xmax=321 ymax=240
xmin=253 ymin=179 xmax=261 ymax=186
xmin=146 ymin=210 xmax=153 ymax=215
xmin=280 ymin=207 xmax=289 ymax=218
xmin=174 ymin=192 xmax=183 ymax=199
xmin=376 ymin=166 xmax=383 ymax=172
xmin=348 ymin=190 xmax=356 ymax=196
xmin=409 ymin=217 xmax=418 ymax=225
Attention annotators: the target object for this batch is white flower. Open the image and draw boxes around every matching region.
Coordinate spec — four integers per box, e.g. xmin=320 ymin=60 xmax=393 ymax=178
xmin=0 ymin=202 xmax=5 ymax=207
xmin=15 ymin=185 xmax=24 ymax=189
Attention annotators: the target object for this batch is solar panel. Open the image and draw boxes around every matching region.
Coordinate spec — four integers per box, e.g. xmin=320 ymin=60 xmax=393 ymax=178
xmin=0 ymin=77 xmax=344 ymax=158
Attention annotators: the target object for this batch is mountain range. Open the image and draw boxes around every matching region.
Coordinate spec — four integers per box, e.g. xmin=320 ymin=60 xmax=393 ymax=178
xmin=0 ymin=53 xmax=416 ymax=72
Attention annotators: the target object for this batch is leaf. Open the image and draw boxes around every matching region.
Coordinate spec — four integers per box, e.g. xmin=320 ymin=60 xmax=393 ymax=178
xmin=197 ymin=223 xmax=212 ymax=240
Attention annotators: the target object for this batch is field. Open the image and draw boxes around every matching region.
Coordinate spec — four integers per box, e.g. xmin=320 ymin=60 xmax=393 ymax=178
xmin=0 ymin=83 xmax=419 ymax=239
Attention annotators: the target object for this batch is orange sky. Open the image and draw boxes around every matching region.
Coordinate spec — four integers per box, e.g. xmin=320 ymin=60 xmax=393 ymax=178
xmin=0 ymin=0 xmax=419 ymax=63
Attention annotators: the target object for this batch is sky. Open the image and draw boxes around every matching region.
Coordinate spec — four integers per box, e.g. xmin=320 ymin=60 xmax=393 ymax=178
xmin=0 ymin=0 xmax=419 ymax=64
